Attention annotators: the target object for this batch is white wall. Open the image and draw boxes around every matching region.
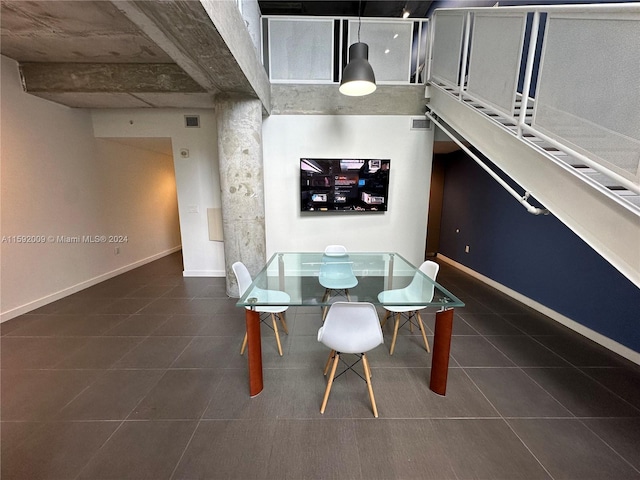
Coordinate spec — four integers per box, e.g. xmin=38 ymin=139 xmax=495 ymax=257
xmin=0 ymin=55 xmax=181 ymax=320
xmin=91 ymin=108 xmax=224 ymax=276
xmin=262 ymin=115 xmax=433 ymax=266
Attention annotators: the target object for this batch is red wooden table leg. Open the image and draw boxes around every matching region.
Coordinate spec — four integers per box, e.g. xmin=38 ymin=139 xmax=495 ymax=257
xmin=430 ymin=308 xmax=454 ymax=396
xmin=246 ymin=309 xmax=263 ymax=396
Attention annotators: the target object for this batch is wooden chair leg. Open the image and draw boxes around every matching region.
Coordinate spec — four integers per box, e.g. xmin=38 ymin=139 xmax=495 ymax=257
xmin=380 ymin=310 xmax=390 ymax=328
xmin=321 ymin=289 xmax=330 ymax=321
xmin=278 ymin=312 xmax=289 ymax=334
xmin=362 ymin=354 xmax=378 ymax=418
xmin=323 ymin=350 xmax=335 ymax=375
xmin=240 ymin=332 xmax=248 ymax=355
xmin=320 ymin=352 xmax=340 ymax=414
xmin=271 ymin=314 xmax=283 ymax=356
xmin=362 ymin=354 xmax=372 ymax=379
xmin=416 ymin=312 xmax=431 ymax=353
xmin=390 ymin=313 xmax=401 ymax=355
xmin=345 ymin=289 xmax=351 ymax=301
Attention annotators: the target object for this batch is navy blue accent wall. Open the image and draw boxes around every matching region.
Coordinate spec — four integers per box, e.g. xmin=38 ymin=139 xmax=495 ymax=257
xmin=439 ymin=151 xmax=640 ymax=352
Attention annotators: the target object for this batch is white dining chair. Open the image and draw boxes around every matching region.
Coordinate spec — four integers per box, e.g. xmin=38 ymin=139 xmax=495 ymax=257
xmin=319 ymin=245 xmax=358 ymax=320
xmin=377 ymin=260 xmax=439 ymax=355
xmin=232 ymin=261 xmax=289 ymax=357
xmin=317 ymin=302 xmax=384 ymax=418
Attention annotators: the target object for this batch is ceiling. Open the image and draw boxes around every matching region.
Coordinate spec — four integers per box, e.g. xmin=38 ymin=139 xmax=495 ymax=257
xmin=258 ymin=1 xmax=435 ymax=18
xmin=0 ymin=0 xmax=496 ymax=109
xmin=257 ymin=1 xmax=499 ymax=18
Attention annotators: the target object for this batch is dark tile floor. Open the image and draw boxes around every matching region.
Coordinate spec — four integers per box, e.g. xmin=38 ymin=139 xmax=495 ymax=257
xmin=2 ymin=252 xmax=640 ymax=479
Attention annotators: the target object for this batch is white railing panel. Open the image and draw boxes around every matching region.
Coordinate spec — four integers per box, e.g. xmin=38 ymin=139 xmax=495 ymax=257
xmin=533 ymin=11 xmax=640 ymax=184
xmin=430 ymin=12 xmax=466 ymax=88
xmin=268 ymin=18 xmax=334 ymax=82
xmin=350 ymin=19 xmax=413 ymax=83
xmin=466 ymin=13 xmax=526 ymax=118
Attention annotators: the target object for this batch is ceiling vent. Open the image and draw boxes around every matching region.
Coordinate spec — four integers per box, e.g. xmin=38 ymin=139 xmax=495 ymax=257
xmin=411 ymin=117 xmax=431 ymax=130
xmin=185 ymin=115 xmax=200 ymax=128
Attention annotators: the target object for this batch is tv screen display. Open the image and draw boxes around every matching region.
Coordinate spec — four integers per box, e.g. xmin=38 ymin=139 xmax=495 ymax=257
xmin=300 ymin=158 xmax=390 ymax=212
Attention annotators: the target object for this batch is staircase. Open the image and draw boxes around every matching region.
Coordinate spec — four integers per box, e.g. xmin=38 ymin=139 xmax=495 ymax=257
xmin=427 ymin=4 xmax=640 ymax=288
xmin=460 ymin=93 xmax=640 ymax=212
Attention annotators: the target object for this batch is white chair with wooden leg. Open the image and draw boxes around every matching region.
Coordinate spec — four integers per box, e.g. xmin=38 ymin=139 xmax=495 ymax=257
xmin=317 ymin=302 xmax=384 ymax=418
xmin=232 ymin=261 xmax=290 ymax=357
xmin=319 ymin=245 xmax=358 ymax=320
xmin=377 ymin=260 xmax=439 ymax=356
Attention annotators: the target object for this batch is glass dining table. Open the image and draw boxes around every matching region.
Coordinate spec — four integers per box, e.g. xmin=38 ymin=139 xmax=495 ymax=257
xmin=236 ymin=252 xmax=464 ymax=397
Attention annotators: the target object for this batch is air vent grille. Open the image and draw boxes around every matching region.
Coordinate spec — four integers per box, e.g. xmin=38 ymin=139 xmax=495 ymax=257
xmin=185 ymin=115 xmax=200 ymax=128
xmin=411 ymin=118 xmax=431 ymax=130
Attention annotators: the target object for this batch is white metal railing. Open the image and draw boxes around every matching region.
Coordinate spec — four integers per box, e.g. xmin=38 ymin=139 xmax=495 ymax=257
xmin=427 ymin=3 xmax=640 ymax=197
xmin=261 ymin=16 xmax=429 ymax=86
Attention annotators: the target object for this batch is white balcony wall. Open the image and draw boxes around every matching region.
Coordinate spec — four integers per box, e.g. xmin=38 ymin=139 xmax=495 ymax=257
xmin=263 ymin=16 xmax=428 ymax=85
xmin=533 ymin=11 xmax=640 ymax=184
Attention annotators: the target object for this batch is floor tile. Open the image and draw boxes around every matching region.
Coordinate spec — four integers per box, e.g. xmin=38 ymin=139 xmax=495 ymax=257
xmin=1 ymin=369 xmax=99 ymax=420
xmin=582 ymin=418 xmax=640 ymax=471
xmin=502 ymin=311 xmax=568 ymax=336
xmin=535 ymin=334 xmax=628 ymax=367
xmin=579 ymin=366 xmax=640 ymax=406
xmin=203 ymin=367 xmax=349 ymax=420
xmin=450 ymin=335 xmax=516 ymax=367
xmin=113 ymin=336 xmax=193 ymax=368
xmin=126 ymin=284 xmax=174 ymax=298
xmin=403 ymin=367 xmax=500 ymax=418
xmin=195 ymin=312 xmax=248 ymax=336
xmin=102 ymin=314 xmax=171 ymax=336
xmin=0 ymin=421 xmax=45 ymax=458
xmin=508 ymin=418 xmax=640 ymax=479
xmin=149 ymin=314 xmax=211 ymax=336
xmin=458 ymin=312 xmax=525 ymax=335
xmin=355 ymin=419 xmax=457 ymax=479
xmin=1 ymin=315 xmax=45 ymax=336
xmin=55 ymin=369 xmax=165 ymax=420
xmin=129 ymin=369 xmax=222 ymax=420
xmin=172 ymin=419 xmax=277 ymax=480
xmin=161 ymin=283 xmax=209 ymax=298
xmin=1 ymin=336 xmax=88 ymax=369
xmin=485 ymin=335 xmax=571 ymax=367
xmin=266 ymin=419 xmax=362 ymax=479
xmin=77 ymin=420 xmax=197 ymax=480
xmin=171 ymin=336 xmax=246 ymax=369
xmin=1 ymin=421 xmax=120 ymax=480
xmin=523 ymin=367 xmax=640 ymax=417
xmin=137 ymin=297 xmax=194 ymax=315
xmin=185 ymin=298 xmax=224 ymax=315
xmin=433 ymin=418 xmax=552 ymax=479
xmin=96 ymin=297 xmax=155 ymax=314
xmin=465 ymin=367 xmax=573 ymax=417
xmin=53 ymin=336 xmax=143 ymax=369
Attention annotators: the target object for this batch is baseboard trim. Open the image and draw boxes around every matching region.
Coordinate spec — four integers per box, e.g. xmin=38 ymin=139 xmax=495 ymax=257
xmin=438 ymin=255 xmax=640 ymax=366
xmin=0 ymin=246 xmax=182 ymax=323
xmin=183 ymin=270 xmax=225 ymax=277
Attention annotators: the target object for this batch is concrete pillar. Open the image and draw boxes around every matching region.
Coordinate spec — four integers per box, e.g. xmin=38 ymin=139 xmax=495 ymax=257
xmin=216 ymin=94 xmax=266 ymax=297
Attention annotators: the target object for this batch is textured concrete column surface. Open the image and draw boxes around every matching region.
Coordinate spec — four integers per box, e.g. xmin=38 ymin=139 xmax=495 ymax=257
xmin=216 ymin=94 xmax=266 ymax=297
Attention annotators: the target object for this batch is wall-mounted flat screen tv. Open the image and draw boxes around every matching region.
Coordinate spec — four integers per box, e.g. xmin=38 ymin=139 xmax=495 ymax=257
xmin=300 ymin=158 xmax=390 ymax=212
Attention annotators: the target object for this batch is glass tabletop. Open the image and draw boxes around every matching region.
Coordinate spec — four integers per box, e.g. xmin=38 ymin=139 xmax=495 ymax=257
xmin=237 ymin=252 xmax=464 ymax=309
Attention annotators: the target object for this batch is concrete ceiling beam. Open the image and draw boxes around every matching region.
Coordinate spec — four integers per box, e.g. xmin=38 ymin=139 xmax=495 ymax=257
xmin=113 ymin=0 xmax=270 ymax=112
xmin=19 ymin=62 xmax=206 ymax=94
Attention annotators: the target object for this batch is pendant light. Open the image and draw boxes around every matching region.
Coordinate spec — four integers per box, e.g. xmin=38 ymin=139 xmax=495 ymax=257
xmin=339 ymin=0 xmax=376 ymax=96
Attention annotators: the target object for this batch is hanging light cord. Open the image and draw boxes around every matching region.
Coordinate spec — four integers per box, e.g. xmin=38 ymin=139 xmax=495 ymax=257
xmin=357 ymin=0 xmax=362 ymax=42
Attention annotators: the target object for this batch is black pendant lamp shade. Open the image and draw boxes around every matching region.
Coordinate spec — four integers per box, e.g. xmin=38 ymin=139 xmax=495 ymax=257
xmin=339 ymin=42 xmax=377 ymax=96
